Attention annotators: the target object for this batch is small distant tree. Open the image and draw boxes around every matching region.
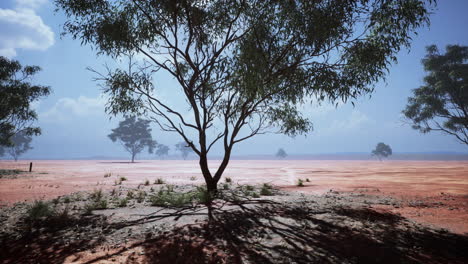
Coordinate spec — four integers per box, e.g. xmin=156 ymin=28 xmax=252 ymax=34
xmin=155 ymin=144 xmax=170 ymax=159
xmin=372 ymin=142 xmax=392 ymax=161
xmin=0 ymin=56 xmax=50 ymax=147
xmin=175 ymin=142 xmax=192 ymax=160
xmin=108 ymin=116 xmax=157 ymax=162
xmin=403 ymin=45 xmax=468 ymax=145
xmin=0 ymin=132 xmax=33 ymax=161
xmin=276 ymin=148 xmax=287 ymax=159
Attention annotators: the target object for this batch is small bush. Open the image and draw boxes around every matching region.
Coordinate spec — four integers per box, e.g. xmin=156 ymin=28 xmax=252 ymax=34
xmin=297 ymin=179 xmax=304 ymax=187
xmin=120 ymin=176 xmax=127 ymax=182
xmin=166 ymin=185 xmax=175 ymax=192
xmin=104 ymin=172 xmax=112 ymax=178
xmin=137 ymin=191 xmax=146 ymax=203
xmin=149 ymin=190 xmax=191 ymax=207
xmin=193 ymin=186 xmax=212 ymax=204
xmin=154 ymin=178 xmax=165 ymax=184
xmin=225 ymin=177 xmax=232 ymax=183
xmin=95 ymin=199 xmax=108 ymax=210
xmin=110 ymin=188 xmax=117 ymax=196
xmin=118 ymin=198 xmax=128 ymax=207
xmin=222 ymin=183 xmax=230 ymax=190
xmin=260 ymin=184 xmax=274 ymax=196
xmin=63 ymin=196 xmax=71 ymax=203
xmin=246 ymin=185 xmax=255 ymax=191
xmin=144 ymin=179 xmax=150 ymax=186
xmin=89 ymin=189 xmax=103 ymax=201
xmin=114 ymin=179 xmax=122 ymax=185
xmin=306 ymin=178 xmax=310 ymax=182
xmin=27 ymin=201 xmax=54 ymax=221
xmin=190 ymin=176 xmax=197 ymax=181
xmin=252 ymin=192 xmax=260 ymax=198
xmin=127 ymin=190 xmax=134 ymax=199
xmin=150 ymin=187 xmax=155 ymax=192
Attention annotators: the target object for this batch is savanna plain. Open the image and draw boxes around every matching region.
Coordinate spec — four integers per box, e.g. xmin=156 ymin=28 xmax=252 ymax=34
xmin=0 ymin=160 xmax=467 ymax=263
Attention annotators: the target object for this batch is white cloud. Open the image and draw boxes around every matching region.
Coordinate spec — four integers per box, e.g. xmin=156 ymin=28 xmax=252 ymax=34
xmin=41 ymin=95 xmax=107 ymax=122
xmin=329 ymin=110 xmax=373 ymax=131
xmin=0 ymin=0 xmax=54 ymax=58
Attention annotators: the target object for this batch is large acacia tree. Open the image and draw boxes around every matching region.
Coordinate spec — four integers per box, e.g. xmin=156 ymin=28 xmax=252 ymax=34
xmin=403 ymin=45 xmax=468 ymax=145
xmin=56 ymin=0 xmax=434 ymax=192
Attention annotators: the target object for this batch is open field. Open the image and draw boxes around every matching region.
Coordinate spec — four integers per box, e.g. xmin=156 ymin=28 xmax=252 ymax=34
xmin=0 ymin=160 xmax=467 ymax=263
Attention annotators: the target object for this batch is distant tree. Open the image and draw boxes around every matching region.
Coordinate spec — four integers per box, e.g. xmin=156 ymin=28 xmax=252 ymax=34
xmin=0 ymin=56 xmax=50 ymax=147
xmin=276 ymin=148 xmax=287 ymax=159
xmin=108 ymin=116 xmax=157 ymax=162
xmin=0 ymin=132 xmax=33 ymax=161
xmin=155 ymin=144 xmax=170 ymax=159
xmin=175 ymin=142 xmax=192 ymax=160
xmin=56 ymin=0 xmax=434 ymax=193
xmin=403 ymin=45 xmax=468 ymax=145
xmin=372 ymin=143 xmax=392 ymax=161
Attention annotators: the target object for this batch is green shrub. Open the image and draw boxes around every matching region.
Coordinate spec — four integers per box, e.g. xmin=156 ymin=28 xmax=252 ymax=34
xmin=26 ymin=201 xmax=54 ymax=221
xmin=63 ymin=196 xmax=71 ymax=203
xmin=252 ymin=192 xmax=260 ymax=198
xmin=154 ymin=178 xmax=165 ymax=184
xmin=260 ymin=184 xmax=274 ymax=196
xmin=222 ymin=183 xmax=230 ymax=190
xmin=149 ymin=190 xmax=191 ymax=207
xmin=225 ymin=177 xmax=232 ymax=183
xmin=193 ymin=186 xmax=213 ymax=204
xmin=246 ymin=185 xmax=255 ymax=191
xmin=165 ymin=185 xmax=175 ymax=192
xmin=127 ymin=190 xmax=134 ymax=199
xmin=89 ymin=189 xmax=103 ymax=201
xmin=297 ymin=179 xmax=304 ymax=187
xmin=118 ymin=198 xmax=128 ymax=207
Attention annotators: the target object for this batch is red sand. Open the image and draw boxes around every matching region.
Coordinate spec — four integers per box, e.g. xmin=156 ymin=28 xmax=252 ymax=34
xmin=1 ymin=160 xmax=467 ymax=233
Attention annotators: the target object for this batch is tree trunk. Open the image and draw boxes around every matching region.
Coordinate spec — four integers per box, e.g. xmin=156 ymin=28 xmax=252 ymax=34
xmin=131 ymin=153 xmax=135 ymax=163
xmin=199 ymin=152 xmax=217 ymax=193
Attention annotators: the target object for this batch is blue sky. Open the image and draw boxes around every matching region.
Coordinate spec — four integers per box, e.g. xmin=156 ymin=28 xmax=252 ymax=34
xmin=1 ymin=0 xmax=468 ymax=159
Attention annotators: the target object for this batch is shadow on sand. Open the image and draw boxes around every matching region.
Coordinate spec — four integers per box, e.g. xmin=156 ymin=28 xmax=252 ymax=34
xmin=1 ymin=199 xmax=467 ymax=264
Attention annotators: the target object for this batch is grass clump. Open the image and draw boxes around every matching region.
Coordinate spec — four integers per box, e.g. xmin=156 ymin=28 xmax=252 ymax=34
xmin=225 ymin=177 xmax=232 ymax=183
xmin=26 ymin=201 xmax=54 ymax=221
xmin=118 ymin=198 xmax=128 ymax=207
xmin=190 ymin=176 xmax=197 ymax=181
xmin=306 ymin=178 xmax=310 ymax=182
xmin=154 ymin=178 xmax=165 ymax=184
xmin=104 ymin=172 xmax=112 ymax=178
xmin=120 ymin=176 xmax=127 ymax=182
xmin=222 ymin=183 xmax=230 ymax=190
xmin=260 ymin=183 xmax=274 ymax=196
xmin=149 ymin=190 xmax=192 ymax=207
xmin=252 ymin=192 xmax=260 ymax=198
xmin=63 ymin=196 xmax=71 ymax=203
xmin=144 ymin=179 xmax=150 ymax=186
xmin=297 ymin=179 xmax=304 ymax=187
xmin=136 ymin=191 xmax=146 ymax=203
xmin=127 ymin=190 xmax=134 ymax=199
xmin=89 ymin=189 xmax=103 ymax=201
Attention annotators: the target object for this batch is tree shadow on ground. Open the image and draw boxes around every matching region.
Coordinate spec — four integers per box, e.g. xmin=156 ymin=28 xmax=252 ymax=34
xmin=135 ymin=202 xmax=467 ymax=264
xmin=0 ymin=214 xmax=108 ymax=264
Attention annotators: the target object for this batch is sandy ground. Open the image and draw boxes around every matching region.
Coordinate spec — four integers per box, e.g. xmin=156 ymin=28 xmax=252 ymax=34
xmin=1 ymin=159 xmax=467 ymax=233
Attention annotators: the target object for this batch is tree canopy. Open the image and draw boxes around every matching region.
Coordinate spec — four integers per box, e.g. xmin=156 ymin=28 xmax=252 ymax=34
xmin=108 ymin=116 xmax=157 ymax=162
xmin=175 ymin=142 xmax=192 ymax=160
xmin=371 ymin=142 xmax=392 ymax=161
xmin=155 ymin=144 xmax=170 ymax=159
xmin=56 ymin=0 xmax=434 ymax=192
xmin=4 ymin=132 xmax=33 ymax=161
xmin=403 ymin=45 xmax=468 ymax=145
xmin=276 ymin=148 xmax=287 ymax=159
xmin=0 ymin=56 xmax=50 ymax=147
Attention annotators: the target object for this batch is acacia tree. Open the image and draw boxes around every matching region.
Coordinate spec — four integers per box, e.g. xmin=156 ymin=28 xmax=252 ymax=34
xmin=371 ymin=142 xmax=392 ymax=161
xmin=175 ymin=141 xmax=192 ymax=160
xmin=56 ymin=0 xmax=433 ymax=193
xmin=108 ymin=116 xmax=157 ymax=162
xmin=0 ymin=56 xmax=50 ymax=147
xmin=276 ymin=148 xmax=287 ymax=159
xmin=403 ymin=45 xmax=468 ymax=145
xmin=155 ymin=144 xmax=170 ymax=159
xmin=0 ymin=131 xmax=33 ymax=161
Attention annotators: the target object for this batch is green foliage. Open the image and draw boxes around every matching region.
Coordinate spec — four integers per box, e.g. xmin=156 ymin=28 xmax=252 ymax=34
xmin=222 ymin=183 xmax=230 ymax=190
xmin=108 ymin=116 xmax=157 ymax=162
xmin=0 ymin=131 xmax=33 ymax=161
xmin=260 ymin=183 xmax=274 ymax=196
xmin=149 ymin=190 xmax=192 ymax=208
xmin=136 ymin=190 xmax=146 ymax=203
xmin=403 ymin=45 xmax=468 ymax=145
xmin=127 ymin=190 xmax=134 ymax=199
xmin=0 ymin=56 xmax=50 ymax=147
xmin=26 ymin=201 xmax=54 ymax=221
xmin=372 ymin=142 xmax=392 ymax=161
xmin=89 ymin=189 xmax=103 ymax=201
xmin=55 ymin=0 xmax=434 ymax=190
xmin=252 ymin=192 xmax=260 ymax=198
xmin=118 ymin=198 xmax=128 ymax=207
xmin=297 ymin=179 xmax=304 ymax=187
